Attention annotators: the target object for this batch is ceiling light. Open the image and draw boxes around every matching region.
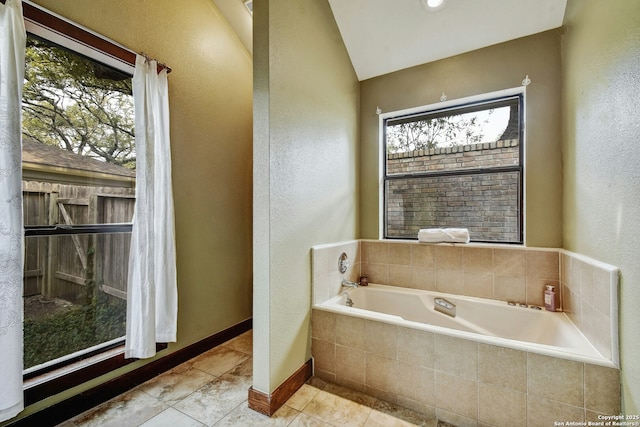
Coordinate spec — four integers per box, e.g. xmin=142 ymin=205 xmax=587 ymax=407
xmin=424 ymin=0 xmax=446 ymax=9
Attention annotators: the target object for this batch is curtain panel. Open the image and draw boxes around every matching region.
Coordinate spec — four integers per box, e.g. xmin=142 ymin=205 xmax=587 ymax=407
xmin=125 ymin=55 xmax=177 ymax=359
xmin=0 ymin=0 xmax=25 ymax=421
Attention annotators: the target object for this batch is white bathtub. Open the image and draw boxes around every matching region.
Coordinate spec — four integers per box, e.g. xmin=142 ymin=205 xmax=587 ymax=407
xmin=318 ymin=283 xmax=614 ymax=367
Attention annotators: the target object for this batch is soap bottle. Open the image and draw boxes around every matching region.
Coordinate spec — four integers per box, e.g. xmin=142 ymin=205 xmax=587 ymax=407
xmin=544 ymin=285 xmax=557 ymax=312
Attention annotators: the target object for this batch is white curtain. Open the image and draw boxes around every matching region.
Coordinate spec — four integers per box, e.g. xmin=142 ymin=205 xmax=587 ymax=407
xmin=125 ymin=55 xmax=177 ymax=359
xmin=0 ymin=0 xmax=25 ymax=422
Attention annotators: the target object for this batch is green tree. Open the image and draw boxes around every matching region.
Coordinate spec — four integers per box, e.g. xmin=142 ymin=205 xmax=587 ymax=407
xmin=22 ymin=36 xmax=135 ymax=168
xmin=386 ymin=109 xmax=500 ymax=154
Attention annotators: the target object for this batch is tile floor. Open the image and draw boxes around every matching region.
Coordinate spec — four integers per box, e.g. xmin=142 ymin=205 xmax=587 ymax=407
xmin=60 ymin=330 xmax=444 ymax=427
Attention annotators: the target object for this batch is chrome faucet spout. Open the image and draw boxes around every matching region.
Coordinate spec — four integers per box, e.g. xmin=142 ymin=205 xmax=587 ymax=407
xmin=340 ymin=280 xmax=356 ymax=307
xmin=341 ymin=278 xmax=359 ymax=289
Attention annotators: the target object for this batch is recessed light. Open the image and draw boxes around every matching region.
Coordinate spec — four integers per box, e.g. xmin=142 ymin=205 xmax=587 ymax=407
xmin=427 ymin=0 xmax=444 ymax=7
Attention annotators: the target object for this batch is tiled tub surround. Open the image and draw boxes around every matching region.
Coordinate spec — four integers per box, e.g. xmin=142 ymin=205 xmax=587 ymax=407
xmin=311 ymin=310 xmax=620 ymax=427
xmin=561 ymin=251 xmax=620 ymax=367
xmin=312 ymin=240 xmax=361 ymax=305
xmin=311 ymin=240 xmax=621 ymax=426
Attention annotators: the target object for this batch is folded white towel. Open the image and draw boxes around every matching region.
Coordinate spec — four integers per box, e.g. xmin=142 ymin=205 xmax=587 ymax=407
xmin=418 ymin=228 xmax=470 ymax=243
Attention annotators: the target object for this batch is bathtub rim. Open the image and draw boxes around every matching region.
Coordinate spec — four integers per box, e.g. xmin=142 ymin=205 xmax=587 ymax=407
xmin=314 ymin=283 xmax=618 ymax=369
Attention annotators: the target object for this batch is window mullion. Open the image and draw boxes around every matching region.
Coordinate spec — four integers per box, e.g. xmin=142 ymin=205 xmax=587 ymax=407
xmin=384 ymin=164 xmax=521 ymax=181
xmin=24 ymin=223 xmax=133 ymax=237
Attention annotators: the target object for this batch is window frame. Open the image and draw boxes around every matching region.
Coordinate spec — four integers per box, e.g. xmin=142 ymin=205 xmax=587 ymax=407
xmin=18 ymin=1 xmax=169 ymax=404
xmin=22 ymin=1 xmax=137 ymax=74
xmin=379 ymin=87 xmax=526 ymax=243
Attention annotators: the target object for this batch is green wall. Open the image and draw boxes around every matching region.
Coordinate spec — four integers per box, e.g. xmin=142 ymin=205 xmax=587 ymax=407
xmin=562 ymin=0 xmax=640 ymax=413
xmin=252 ymin=0 xmax=359 ymax=393
xmin=11 ymin=0 xmax=254 ymax=421
xmin=359 ymin=31 xmax=563 ymax=248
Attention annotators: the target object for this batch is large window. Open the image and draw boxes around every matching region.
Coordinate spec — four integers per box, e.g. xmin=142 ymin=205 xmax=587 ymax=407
xmin=15 ymin=4 xmax=172 ymax=408
xmin=383 ymin=93 xmax=524 ymax=243
xmin=22 ymin=3 xmax=136 ymax=388
xmin=22 ymin=17 xmax=135 ymax=374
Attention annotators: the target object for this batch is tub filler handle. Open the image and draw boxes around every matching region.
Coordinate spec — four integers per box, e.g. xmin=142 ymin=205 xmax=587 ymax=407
xmin=340 ymin=279 xmax=357 ymax=307
xmin=434 ymin=297 xmax=456 ymax=317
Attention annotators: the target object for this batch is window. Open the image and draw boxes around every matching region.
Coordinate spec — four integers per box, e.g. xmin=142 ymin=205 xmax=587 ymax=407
xmin=15 ymin=3 xmax=170 ymax=406
xmin=383 ymin=92 xmax=523 ymax=243
xmin=22 ymin=33 xmax=135 ymax=373
xmin=16 ymin=4 xmax=150 ymax=394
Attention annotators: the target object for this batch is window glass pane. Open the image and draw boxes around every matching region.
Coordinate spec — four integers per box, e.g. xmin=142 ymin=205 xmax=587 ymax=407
xmin=22 ymin=35 xmax=135 ymax=227
xmin=24 ymin=234 xmax=129 ymax=369
xmin=23 ymin=36 xmax=135 ymax=168
xmin=385 ymin=172 xmax=521 ymax=242
xmin=384 ymin=96 xmax=522 ymax=243
xmin=22 ymin=34 xmax=134 ymax=371
xmin=386 ymin=99 xmax=520 ymax=175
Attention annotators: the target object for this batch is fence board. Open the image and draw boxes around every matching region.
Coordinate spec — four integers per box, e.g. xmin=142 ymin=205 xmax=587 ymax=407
xmin=102 ymin=284 xmax=126 ymax=300
xmin=54 ymin=271 xmax=85 ymax=286
xmin=22 ymin=180 xmax=135 ymax=303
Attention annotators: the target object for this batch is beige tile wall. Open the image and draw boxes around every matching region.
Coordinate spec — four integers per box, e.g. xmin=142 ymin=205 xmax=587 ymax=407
xmin=560 ymin=250 xmax=620 ymax=364
xmin=313 ymin=240 xmax=560 ymax=307
xmin=368 ymin=240 xmax=560 ymax=307
xmin=312 ymin=240 xmax=360 ymax=305
xmin=311 ymin=310 xmax=621 ymax=427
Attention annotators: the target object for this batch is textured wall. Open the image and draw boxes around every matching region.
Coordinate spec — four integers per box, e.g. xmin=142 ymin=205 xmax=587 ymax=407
xmin=360 ymin=31 xmax=563 ymax=247
xmin=252 ymin=0 xmax=359 ymax=393
xmin=562 ymin=0 xmax=640 ymax=414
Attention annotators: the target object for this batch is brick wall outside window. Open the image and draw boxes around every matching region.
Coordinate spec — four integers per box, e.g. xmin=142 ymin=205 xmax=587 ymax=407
xmin=385 ymin=139 xmax=520 ymax=241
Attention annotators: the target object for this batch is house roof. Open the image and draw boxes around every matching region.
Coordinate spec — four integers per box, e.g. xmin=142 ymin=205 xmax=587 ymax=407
xmin=22 ymin=137 xmax=135 ymax=179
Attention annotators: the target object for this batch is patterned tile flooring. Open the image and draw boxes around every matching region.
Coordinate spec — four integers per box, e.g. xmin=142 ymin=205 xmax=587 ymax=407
xmin=59 ymin=330 xmax=441 ymax=427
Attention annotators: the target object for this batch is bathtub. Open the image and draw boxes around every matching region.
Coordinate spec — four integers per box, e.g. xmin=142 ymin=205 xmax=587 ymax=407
xmin=318 ymin=283 xmax=613 ymax=367
xmin=311 ymin=243 xmax=621 ymax=423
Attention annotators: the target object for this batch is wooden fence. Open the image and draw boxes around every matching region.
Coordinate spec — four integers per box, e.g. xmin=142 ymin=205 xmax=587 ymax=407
xmin=23 ymin=181 xmax=135 ymax=304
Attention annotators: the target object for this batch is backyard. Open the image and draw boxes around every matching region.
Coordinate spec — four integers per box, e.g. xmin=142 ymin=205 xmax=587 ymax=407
xmin=24 ymin=292 xmax=126 ymax=368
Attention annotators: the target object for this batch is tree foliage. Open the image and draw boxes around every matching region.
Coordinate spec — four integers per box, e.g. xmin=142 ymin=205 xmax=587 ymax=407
xmin=22 ymin=36 xmax=136 ymax=168
xmin=386 ymin=109 xmax=502 ymax=154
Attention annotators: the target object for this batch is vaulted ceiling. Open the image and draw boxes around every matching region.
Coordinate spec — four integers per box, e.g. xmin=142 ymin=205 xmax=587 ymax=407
xmin=216 ymin=0 xmax=568 ymax=81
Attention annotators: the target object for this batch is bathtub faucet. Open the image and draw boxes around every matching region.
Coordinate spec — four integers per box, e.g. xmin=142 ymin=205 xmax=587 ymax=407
xmin=342 ymin=279 xmax=360 ymax=288
xmin=341 ymin=278 xmax=359 ymax=289
xmin=340 ymin=279 xmax=357 ymax=307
